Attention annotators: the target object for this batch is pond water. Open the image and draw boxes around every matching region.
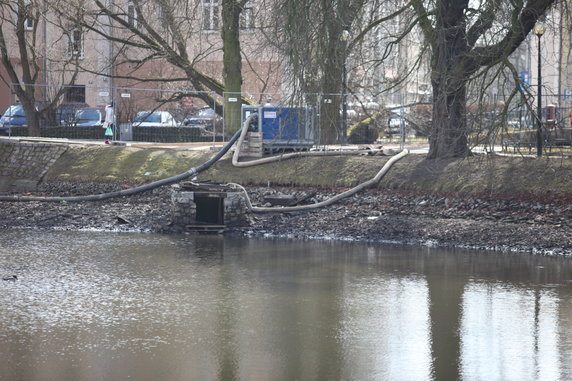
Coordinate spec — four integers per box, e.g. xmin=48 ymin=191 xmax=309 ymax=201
xmin=0 ymin=230 xmax=571 ymax=381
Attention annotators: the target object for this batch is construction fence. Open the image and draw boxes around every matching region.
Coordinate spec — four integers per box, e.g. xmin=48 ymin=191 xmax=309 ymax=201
xmin=2 ymin=84 xmax=570 ymax=152
xmin=0 ymin=85 xmax=431 ymax=147
xmin=493 ymin=95 xmax=572 ymax=154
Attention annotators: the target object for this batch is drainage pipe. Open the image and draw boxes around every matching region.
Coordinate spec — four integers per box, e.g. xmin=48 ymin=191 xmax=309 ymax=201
xmin=0 ymin=114 xmax=406 ymax=206
xmin=0 ymin=128 xmax=244 ymax=202
xmin=228 ymin=149 xmax=409 ymax=213
xmin=232 ymin=114 xmax=375 ymax=168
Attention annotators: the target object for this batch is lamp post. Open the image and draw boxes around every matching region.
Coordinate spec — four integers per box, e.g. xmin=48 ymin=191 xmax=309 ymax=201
xmin=533 ymin=21 xmax=546 ymax=157
xmin=340 ymin=29 xmax=350 ymax=146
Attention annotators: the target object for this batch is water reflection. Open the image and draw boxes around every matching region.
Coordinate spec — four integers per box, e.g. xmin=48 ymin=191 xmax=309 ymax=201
xmin=0 ymin=231 xmax=571 ymax=380
xmin=339 ymin=276 xmax=432 ymax=380
xmin=461 ymin=284 xmax=563 ymax=381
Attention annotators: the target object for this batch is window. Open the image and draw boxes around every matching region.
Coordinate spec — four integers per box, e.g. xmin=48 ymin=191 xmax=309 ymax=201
xmin=201 ymin=0 xmax=219 ymax=31
xmin=157 ymin=5 xmax=165 ymax=33
xmin=127 ymin=2 xmax=139 ymax=28
xmin=239 ymin=1 xmax=255 ymax=31
xmin=24 ymin=17 xmax=34 ymax=30
xmin=64 ymin=85 xmax=86 ymax=103
xmin=67 ymin=28 xmax=84 ymax=59
xmin=19 ymin=0 xmax=34 ymax=30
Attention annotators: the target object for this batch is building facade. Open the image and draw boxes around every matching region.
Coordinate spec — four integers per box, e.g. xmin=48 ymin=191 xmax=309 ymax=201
xmin=0 ymin=0 xmax=568 ymax=129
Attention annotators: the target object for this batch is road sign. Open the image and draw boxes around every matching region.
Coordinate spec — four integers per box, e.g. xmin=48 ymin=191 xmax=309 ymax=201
xmin=520 ymin=71 xmax=530 ymax=85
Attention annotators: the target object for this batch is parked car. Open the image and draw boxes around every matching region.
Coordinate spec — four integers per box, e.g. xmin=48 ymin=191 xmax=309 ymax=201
xmin=56 ymin=103 xmax=89 ymax=126
xmin=74 ymin=108 xmax=103 ymax=127
xmin=0 ymin=104 xmax=28 ymax=135
xmin=132 ymin=111 xmax=177 ymax=127
xmin=182 ymin=107 xmax=222 ymax=131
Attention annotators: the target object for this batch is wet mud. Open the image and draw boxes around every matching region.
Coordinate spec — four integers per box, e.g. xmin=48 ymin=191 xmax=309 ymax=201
xmin=1 ymin=181 xmax=570 ymax=256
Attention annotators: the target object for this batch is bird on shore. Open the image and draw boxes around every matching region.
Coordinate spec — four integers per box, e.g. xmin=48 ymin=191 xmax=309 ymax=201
xmin=2 ymin=275 xmax=17 ymax=281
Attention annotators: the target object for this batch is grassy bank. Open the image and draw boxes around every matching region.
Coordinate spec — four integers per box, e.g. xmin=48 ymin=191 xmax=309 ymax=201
xmin=44 ymin=145 xmax=572 ymax=198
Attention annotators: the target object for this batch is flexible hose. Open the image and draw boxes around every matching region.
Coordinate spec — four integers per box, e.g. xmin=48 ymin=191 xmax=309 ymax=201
xmin=0 ymin=128 xmax=244 ymax=202
xmin=0 ymin=114 xmax=406 ymax=209
xmin=228 ymin=149 xmax=409 ymax=213
xmin=232 ymin=114 xmax=373 ymax=168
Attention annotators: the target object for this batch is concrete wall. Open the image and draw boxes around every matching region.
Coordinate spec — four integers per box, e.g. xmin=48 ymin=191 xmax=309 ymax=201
xmin=0 ymin=139 xmax=68 ymax=191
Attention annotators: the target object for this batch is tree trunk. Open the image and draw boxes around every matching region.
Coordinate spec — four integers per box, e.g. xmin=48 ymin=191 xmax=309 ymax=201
xmin=427 ymin=80 xmax=470 ymax=158
xmin=20 ymin=95 xmax=41 ymax=137
xmin=222 ymin=0 xmax=243 ymax=137
xmin=319 ymin=75 xmax=343 ymax=145
xmin=427 ymin=0 xmax=471 ymax=159
xmin=318 ymin=4 xmax=344 ymax=145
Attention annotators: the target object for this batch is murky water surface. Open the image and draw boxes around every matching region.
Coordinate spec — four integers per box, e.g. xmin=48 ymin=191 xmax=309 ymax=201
xmin=0 ymin=230 xmax=571 ymax=381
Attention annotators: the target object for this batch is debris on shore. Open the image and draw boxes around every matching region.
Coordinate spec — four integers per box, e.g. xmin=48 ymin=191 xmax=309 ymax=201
xmin=0 ymin=181 xmax=570 ymax=256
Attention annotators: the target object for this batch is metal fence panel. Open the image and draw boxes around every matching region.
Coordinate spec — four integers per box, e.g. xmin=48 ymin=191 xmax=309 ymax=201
xmin=3 ymin=84 xmax=569 ymax=152
xmin=1 ymin=84 xmax=221 ymax=143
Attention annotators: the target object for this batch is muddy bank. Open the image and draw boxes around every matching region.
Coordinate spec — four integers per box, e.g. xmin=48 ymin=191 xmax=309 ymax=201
xmin=0 ymin=181 xmax=570 ymax=256
xmin=0 ymin=182 xmax=172 ymax=233
xmin=1 ymin=140 xmax=571 ymax=254
xmin=240 ymin=187 xmax=572 ymax=255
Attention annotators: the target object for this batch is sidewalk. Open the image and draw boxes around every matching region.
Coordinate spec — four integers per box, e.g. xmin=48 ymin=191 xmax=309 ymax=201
xmin=7 ymin=135 xmax=544 ymax=157
xmin=0 ymin=136 xmax=225 ymax=150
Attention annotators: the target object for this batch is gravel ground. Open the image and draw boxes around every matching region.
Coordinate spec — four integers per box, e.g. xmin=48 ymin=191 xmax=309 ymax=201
xmin=0 ymin=181 xmax=570 ymax=256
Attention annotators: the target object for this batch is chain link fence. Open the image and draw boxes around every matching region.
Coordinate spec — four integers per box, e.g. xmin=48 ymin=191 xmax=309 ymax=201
xmin=223 ymin=91 xmax=431 ymax=150
xmin=2 ymin=86 xmax=431 ymax=147
xmin=1 ymin=85 xmax=223 ymax=143
xmin=2 ymin=84 xmax=570 ymax=153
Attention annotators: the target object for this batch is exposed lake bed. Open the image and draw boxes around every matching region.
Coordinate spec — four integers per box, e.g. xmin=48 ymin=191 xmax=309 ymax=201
xmin=0 ymin=180 xmax=570 ymax=256
xmin=1 ymin=141 xmax=571 ymax=255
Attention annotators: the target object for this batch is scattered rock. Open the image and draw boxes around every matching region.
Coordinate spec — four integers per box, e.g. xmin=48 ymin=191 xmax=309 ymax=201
xmin=116 ymin=215 xmax=132 ymax=225
xmin=0 ymin=181 xmax=570 ymax=255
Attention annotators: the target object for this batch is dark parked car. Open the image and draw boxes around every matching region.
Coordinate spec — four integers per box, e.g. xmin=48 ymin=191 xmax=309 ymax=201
xmin=0 ymin=105 xmax=28 ymax=135
xmin=182 ymin=107 xmax=222 ymax=132
xmin=74 ymin=108 xmax=103 ymax=127
xmin=56 ymin=103 xmax=89 ymax=126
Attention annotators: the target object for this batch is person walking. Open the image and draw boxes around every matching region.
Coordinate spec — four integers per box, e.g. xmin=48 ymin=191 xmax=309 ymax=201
xmin=103 ymin=102 xmax=115 ymax=144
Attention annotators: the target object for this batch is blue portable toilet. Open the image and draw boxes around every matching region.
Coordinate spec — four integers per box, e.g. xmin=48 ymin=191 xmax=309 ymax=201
xmin=242 ymin=104 xmax=314 ymax=151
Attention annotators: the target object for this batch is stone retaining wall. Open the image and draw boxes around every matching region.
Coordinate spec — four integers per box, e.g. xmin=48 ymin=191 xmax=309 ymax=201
xmin=0 ymin=139 xmax=68 ymax=191
xmin=170 ymin=185 xmax=248 ymax=229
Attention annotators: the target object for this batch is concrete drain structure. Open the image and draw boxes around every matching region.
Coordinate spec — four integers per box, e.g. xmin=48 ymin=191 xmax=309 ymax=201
xmin=171 ymin=182 xmax=248 ymax=233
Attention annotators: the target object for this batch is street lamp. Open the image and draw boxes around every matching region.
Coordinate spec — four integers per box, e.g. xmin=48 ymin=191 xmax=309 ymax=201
xmin=340 ymin=29 xmax=350 ymax=146
xmin=533 ymin=21 xmax=546 ymax=157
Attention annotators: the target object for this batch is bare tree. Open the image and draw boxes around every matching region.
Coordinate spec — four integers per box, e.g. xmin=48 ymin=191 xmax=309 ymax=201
xmin=0 ymin=0 xmax=80 ymax=136
xmin=266 ymin=0 xmax=422 ymax=144
xmin=268 ymin=0 xmax=370 ymax=144
xmin=60 ymin=0 xmax=264 ymax=134
xmin=271 ymin=0 xmax=559 ymax=156
xmin=412 ymin=0 xmax=558 ymax=158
